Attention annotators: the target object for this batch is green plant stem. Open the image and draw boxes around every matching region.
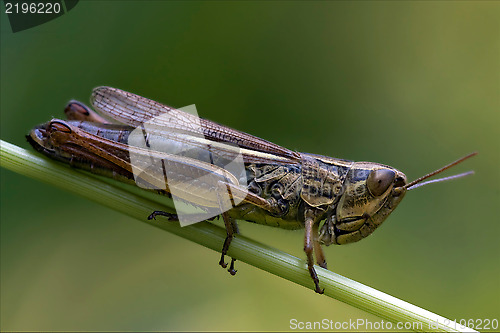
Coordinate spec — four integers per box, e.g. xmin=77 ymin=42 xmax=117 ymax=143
xmin=0 ymin=139 xmax=476 ymax=333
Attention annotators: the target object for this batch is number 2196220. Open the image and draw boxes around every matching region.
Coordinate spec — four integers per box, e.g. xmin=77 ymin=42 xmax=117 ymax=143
xmin=5 ymin=2 xmax=61 ymax=14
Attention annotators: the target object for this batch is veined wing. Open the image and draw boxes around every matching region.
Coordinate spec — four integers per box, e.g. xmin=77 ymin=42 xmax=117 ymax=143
xmin=90 ymin=86 xmax=301 ymax=162
xmin=68 ymin=119 xmax=298 ymax=166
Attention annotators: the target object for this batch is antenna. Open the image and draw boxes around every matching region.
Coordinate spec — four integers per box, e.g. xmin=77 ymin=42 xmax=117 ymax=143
xmin=405 ymin=152 xmax=477 ymax=191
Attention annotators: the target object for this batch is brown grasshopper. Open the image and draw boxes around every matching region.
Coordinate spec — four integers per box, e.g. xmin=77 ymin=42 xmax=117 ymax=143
xmin=27 ymin=87 xmax=476 ymax=293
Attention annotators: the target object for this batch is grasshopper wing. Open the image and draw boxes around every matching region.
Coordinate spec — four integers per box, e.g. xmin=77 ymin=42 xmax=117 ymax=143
xmin=91 ymin=86 xmax=301 ymax=161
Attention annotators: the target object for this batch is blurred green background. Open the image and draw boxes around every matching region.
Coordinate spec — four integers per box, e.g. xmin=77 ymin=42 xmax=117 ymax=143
xmin=1 ymin=1 xmax=499 ymax=331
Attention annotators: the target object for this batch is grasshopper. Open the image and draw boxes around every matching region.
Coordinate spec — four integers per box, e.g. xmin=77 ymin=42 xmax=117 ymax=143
xmin=27 ymin=87 xmax=476 ymax=293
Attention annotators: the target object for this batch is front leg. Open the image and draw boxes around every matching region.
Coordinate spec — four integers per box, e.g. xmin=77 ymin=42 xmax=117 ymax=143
xmin=313 ymin=221 xmax=327 ymax=269
xmin=304 ymin=207 xmax=325 ymax=294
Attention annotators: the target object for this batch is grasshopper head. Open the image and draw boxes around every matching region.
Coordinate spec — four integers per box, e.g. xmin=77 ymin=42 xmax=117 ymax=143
xmin=319 ymin=153 xmax=477 ymax=245
xmin=320 ymin=162 xmax=407 ymax=245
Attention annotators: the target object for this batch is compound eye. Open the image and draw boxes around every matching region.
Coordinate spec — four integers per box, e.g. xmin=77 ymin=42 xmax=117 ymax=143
xmin=367 ymin=169 xmax=395 ymax=196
